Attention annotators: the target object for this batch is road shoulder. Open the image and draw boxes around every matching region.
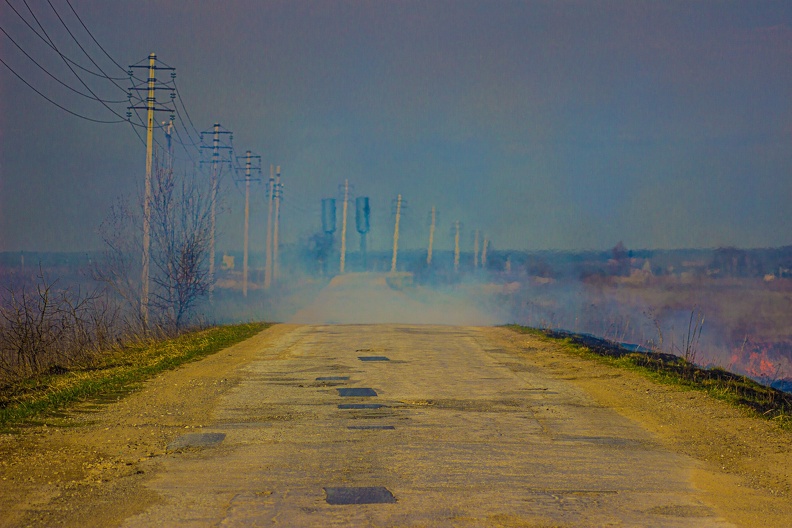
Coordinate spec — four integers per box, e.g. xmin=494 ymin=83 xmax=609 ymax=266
xmin=0 ymin=324 xmax=299 ymax=528
xmin=484 ymin=326 xmax=792 ymax=527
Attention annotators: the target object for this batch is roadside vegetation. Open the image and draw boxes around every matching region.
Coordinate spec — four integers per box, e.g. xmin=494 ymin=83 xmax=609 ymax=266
xmin=506 ymin=324 xmax=792 ymax=428
xmin=0 ymin=322 xmax=268 ymax=428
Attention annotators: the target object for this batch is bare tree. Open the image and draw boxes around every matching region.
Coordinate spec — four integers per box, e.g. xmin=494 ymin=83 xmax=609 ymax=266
xmin=148 ymin=160 xmax=213 ymax=330
xmin=95 ymin=151 xmax=214 ymax=333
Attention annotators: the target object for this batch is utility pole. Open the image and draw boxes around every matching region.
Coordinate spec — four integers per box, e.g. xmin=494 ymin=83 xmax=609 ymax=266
xmin=427 ymin=206 xmax=436 ymax=267
xmin=482 ymin=236 xmax=489 ymax=269
xmin=272 ymin=166 xmax=282 ymax=283
xmin=474 ymin=229 xmax=480 ymax=269
xmin=454 ymin=221 xmax=461 ymax=273
xmin=163 ymin=119 xmax=174 ymax=172
xmin=391 ymin=194 xmax=402 ymax=273
xmin=355 ymin=196 xmax=370 ymax=271
xmin=127 ymin=53 xmax=175 ymax=329
xmin=339 ymin=179 xmax=349 ymax=274
xmin=200 ymin=123 xmax=233 ymax=298
xmin=264 ymin=164 xmax=274 ymax=290
xmin=236 ymin=150 xmax=261 ymax=297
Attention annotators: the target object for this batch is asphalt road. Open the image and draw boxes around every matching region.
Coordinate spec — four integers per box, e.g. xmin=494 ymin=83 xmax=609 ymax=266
xmin=121 ymin=275 xmax=733 ymax=526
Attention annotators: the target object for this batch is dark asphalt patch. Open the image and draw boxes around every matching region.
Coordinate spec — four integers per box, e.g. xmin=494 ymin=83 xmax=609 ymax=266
xmin=358 ymin=356 xmax=390 ymax=361
xmin=338 ymin=403 xmax=384 ymax=409
xmin=347 ymin=425 xmax=395 ymax=430
xmin=337 ymin=387 xmax=378 ymax=397
xmin=166 ymin=432 xmax=226 ymax=451
xmin=316 ymin=376 xmax=350 ymax=381
xmin=324 ymin=486 xmax=397 ymax=505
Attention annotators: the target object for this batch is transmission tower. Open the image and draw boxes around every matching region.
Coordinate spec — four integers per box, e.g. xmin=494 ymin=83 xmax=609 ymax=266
xmin=127 ymin=53 xmax=175 ymax=329
xmin=200 ymin=123 xmax=234 ymax=296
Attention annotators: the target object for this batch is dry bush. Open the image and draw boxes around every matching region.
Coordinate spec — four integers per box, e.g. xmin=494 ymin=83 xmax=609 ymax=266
xmin=0 ymin=270 xmax=118 ymax=383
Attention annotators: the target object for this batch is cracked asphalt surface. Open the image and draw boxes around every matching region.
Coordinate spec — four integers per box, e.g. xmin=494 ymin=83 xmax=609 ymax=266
xmin=2 ymin=273 xmax=791 ymax=526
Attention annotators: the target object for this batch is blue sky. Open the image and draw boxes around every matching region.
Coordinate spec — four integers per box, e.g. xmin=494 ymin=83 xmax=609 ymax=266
xmin=2 ymin=0 xmax=792 ymax=252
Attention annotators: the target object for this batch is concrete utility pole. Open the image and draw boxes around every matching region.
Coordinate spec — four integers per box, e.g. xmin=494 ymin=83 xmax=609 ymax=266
xmin=264 ymin=164 xmax=274 ymax=290
xmin=454 ymin=221 xmax=461 ymax=273
xmin=128 ymin=53 xmax=175 ymax=329
xmin=163 ymin=119 xmax=174 ymax=172
xmin=237 ymin=150 xmax=261 ymax=297
xmin=391 ymin=194 xmax=402 ymax=273
xmin=273 ymin=166 xmax=282 ymax=283
xmin=339 ymin=179 xmax=349 ymax=274
xmin=200 ymin=123 xmax=233 ymax=298
xmin=355 ymin=196 xmax=370 ymax=271
xmin=474 ymin=229 xmax=480 ymax=269
xmin=482 ymin=236 xmax=489 ymax=269
xmin=427 ymin=206 xmax=436 ymax=267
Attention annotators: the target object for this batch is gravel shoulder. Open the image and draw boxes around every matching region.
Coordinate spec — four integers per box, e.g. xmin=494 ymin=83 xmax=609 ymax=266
xmin=485 ymin=326 xmax=792 ymax=527
xmin=0 ymin=324 xmax=299 ymax=528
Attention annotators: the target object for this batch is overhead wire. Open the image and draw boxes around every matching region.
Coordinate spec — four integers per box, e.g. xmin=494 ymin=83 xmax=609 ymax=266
xmin=0 ymin=56 xmax=124 ymax=123
xmin=0 ymin=23 xmax=127 ymax=103
xmin=44 ymin=0 xmax=127 ymax=92
xmin=64 ymin=0 xmax=127 ymax=75
xmin=19 ymin=0 xmax=137 ymax=124
xmin=3 ymin=0 xmax=126 ymax=81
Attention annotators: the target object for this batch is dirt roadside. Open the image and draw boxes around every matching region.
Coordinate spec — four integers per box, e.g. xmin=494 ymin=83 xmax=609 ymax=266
xmin=484 ymin=327 xmax=792 ymax=527
xmin=1 ymin=324 xmax=791 ymax=527
xmin=0 ymin=324 xmax=300 ymax=528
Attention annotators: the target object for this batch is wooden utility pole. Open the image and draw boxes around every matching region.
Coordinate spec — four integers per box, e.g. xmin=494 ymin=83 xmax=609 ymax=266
xmin=427 ymin=206 xmax=436 ymax=267
xmin=272 ymin=166 xmax=282 ymax=282
xmin=340 ymin=179 xmax=349 ymax=274
xmin=264 ymin=164 xmax=274 ymax=290
xmin=454 ymin=220 xmax=461 ymax=273
xmin=391 ymin=194 xmax=402 ymax=273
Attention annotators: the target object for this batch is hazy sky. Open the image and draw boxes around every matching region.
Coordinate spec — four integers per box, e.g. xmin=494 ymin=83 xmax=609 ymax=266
xmin=2 ymin=0 xmax=792 ymax=253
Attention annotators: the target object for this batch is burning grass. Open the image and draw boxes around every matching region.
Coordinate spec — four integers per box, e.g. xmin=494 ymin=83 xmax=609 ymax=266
xmin=506 ymin=324 xmax=792 ymax=428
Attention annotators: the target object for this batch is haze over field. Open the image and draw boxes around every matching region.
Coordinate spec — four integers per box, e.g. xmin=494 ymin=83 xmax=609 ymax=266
xmin=2 ymin=1 xmax=792 ymax=253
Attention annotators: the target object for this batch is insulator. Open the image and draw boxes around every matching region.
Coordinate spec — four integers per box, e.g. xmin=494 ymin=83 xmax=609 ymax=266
xmin=126 ymin=111 xmax=132 ymax=119
xmin=127 ymin=69 xmax=133 ymax=77
xmin=171 ymin=72 xmax=176 ymax=79
xmin=170 ymin=92 xmax=175 ymax=99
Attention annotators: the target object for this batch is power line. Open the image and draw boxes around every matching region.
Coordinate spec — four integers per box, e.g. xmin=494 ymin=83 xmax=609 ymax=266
xmin=3 ymin=0 xmax=126 ymax=82
xmin=19 ymin=0 xmax=133 ymax=123
xmin=0 ymin=23 xmax=127 ymax=103
xmin=43 ymin=0 xmax=127 ymax=93
xmin=174 ymin=81 xmax=202 ymax=141
xmin=0 ymin=56 xmax=124 ymax=123
xmin=64 ymin=0 xmax=127 ymax=75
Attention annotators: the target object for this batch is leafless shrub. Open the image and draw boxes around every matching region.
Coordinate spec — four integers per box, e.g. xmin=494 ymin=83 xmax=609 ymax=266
xmin=94 ymin=151 xmax=214 ymax=334
xmin=0 ymin=270 xmax=118 ymax=381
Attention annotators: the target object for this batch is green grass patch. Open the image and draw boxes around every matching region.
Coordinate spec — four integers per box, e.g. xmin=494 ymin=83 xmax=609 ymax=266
xmin=0 ymin=322 xmax=269 ymax=427
xmin=504 ymin=324 xmax=792 ymax=429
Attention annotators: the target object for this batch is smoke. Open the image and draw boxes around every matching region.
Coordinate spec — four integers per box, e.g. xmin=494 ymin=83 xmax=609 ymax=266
xmin=288 ymin=272 xmax=504 ymax=326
